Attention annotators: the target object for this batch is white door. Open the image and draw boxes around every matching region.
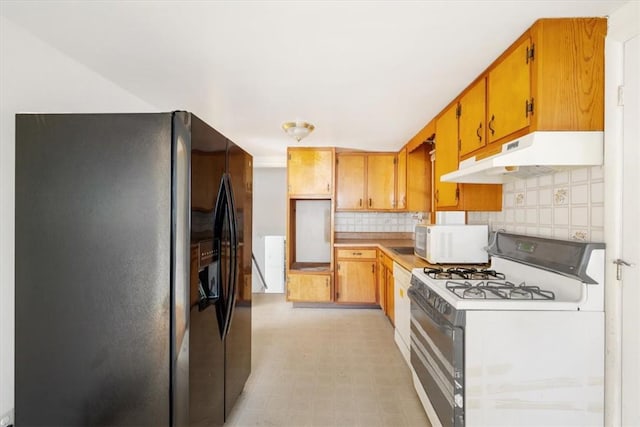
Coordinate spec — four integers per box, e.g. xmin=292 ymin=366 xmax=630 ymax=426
xmin=621 ymin=34 xmax=640 ymax=427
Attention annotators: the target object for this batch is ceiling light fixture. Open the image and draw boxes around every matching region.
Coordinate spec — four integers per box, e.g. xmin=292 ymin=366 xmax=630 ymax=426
xmin=282 ymin=121 xmax=315 ymax=142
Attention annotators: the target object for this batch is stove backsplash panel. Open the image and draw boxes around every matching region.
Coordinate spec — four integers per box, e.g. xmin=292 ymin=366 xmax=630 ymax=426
xmin=467 ymin=166 xmax=604 ymax=242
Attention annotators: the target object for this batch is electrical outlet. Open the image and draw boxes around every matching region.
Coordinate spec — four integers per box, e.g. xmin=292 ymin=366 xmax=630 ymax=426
xmin=0 ymin=408 xmax=13 ymax=427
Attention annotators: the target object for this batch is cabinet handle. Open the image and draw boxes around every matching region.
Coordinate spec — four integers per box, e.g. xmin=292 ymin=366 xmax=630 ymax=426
xmin=371 ymin=264 xmax=375 ymax=273
xmin=326 ymin=183 xmax=330 ymax=192
xmin=325 ymin=277 xmax=329 ymax=287
xmin=353 ymin=252 xmax=362 ymax=256
xmin=476 ymin=122 xmax=482 ymax=142
xmin=369 ymin=198 xmax=372 ymax=207
xmin=488 ymin=115 xmax=495 ymax=136
xmin=359 ymin=198 xmax=362 ymax=207
xmin=435 ymin=189 xmax=439 ymax=203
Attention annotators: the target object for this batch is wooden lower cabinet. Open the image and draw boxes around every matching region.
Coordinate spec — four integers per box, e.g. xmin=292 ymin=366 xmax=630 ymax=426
xmin=379 ymin=251 xmax=395 ymax=324
xmin=287 ymin=273 xmax=331 ymax=302
xmin=335 ymin=247 xmax=377 ymax=304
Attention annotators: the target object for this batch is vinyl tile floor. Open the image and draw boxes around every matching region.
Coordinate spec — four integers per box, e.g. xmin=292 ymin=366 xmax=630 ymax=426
xmin=225 ymin=293 xmax=431 ymax=427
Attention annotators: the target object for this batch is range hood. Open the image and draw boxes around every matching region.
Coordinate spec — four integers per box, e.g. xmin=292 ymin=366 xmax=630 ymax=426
xmin=440 ymin=131 xmax=603 ymax=184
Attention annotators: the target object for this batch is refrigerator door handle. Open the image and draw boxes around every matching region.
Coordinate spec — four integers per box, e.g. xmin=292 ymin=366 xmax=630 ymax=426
xmin=221 ymin=174 xmax=238 ymax=339
xmin=212 ymin=175 xmax=230 ymax=338
xmin=222 ymin=175 xmax=239 ymax=339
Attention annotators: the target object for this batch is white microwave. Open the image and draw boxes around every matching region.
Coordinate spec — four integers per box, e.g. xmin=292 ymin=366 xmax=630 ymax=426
xmin=414 ymin=224 xmax=489 ymax=264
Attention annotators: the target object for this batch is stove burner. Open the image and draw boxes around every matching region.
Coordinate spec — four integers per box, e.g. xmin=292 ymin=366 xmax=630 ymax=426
xmin=463 ymin=286 xmax=487 ymax=299
xmin=445 ymin=280 xmax=556 ymax=300
xmin=424 ymin=267 xmax=506 ymax=281
xmin=472 ymin=269 xmax=506 ymax=280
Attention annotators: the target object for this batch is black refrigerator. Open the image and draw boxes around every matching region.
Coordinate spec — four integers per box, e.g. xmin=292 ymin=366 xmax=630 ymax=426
xmin=15 ymin=112 xmax=252 ymax=426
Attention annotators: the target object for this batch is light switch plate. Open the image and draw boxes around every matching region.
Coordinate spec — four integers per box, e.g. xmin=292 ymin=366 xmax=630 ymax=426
xmin=0 ymin=408 xmax=13 ymax=427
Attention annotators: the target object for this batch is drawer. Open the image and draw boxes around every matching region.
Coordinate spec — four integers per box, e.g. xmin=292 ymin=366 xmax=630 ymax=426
xmin=336 ymin=248 xmax=377 ymax=259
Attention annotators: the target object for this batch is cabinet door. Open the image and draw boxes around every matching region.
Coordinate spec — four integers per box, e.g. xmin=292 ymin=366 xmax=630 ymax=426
xmin=487 ymin=37 xmax=531 ymax=143
xmin=459 ymin=78 xmax=486 ymax=157
xmin=287 ymin=274 xmax=331 ymax=302
xmin=378 ymin=252 xmax=386 ymax=312
xmin=406 ymin=144 xmax=431 ymax=212
xmin=336 ymin=154 xmax=366 ymax=210
xmin=287 ymin=148 xmax=333 ymax=196
xmin=396 ymin=148 xmax=407 ymax=210
xmin=336 ymin=260 xmax=377 ymax=303
xmin=386 ymin=268 xmax=394 ymax=325
xmin=435 ymin=103 xmax=460 ymax=209
xmin=367 ymin=154 xmax=396 ymax=210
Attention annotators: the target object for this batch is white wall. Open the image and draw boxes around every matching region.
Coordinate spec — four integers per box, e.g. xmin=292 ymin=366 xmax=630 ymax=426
xmin=251 ymin=168 xmax=287 ymax=291
xmin=0 ymin=17 xmax=156 ymax=415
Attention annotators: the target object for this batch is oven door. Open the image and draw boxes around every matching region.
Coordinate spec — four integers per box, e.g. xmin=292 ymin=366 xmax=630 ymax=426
xmin=408 ymin=287 xmax=464 ymax=427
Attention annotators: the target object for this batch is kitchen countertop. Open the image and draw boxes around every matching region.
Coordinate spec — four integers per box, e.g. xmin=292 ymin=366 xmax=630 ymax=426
xmin=334 ymin=238 xmax=433 ymax=271
xmin=334 ymin=238 xmax=491 ymax=272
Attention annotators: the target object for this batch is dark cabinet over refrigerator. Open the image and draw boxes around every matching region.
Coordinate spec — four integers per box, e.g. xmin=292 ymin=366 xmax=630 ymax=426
xmin=15 ymin=112 xmax=252 ymax=426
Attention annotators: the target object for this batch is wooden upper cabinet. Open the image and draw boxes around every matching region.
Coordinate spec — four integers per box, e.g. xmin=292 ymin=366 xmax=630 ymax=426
xmin=406 ymin=143 xmax=431 ymax=212
xmin=459 ymin=77 xmax=487 ymax=157
xmin=487 ymin=37 xmax=531 ymax=144
xmin=335 ymin=152 xmax=398 ymax=211
xmin=435 ymin=102 xmax=460 ymax=209
xmin=287 ymin=147 xmax=334 ymax=197
xmin=404 ymin=119 xmax=434 ymax=213
xmin=367 ymin=154 xmax=396 ymax=210
xmin=336 ymin=153 xmax=366 ymax=209
xmin=530 ymin=18 xmax=605 ymax=131
xmin=435 ymin=102 xmax=502 ymax=211
xmin=483 ymin=18 xmax=606 ymax=151
xmin=396 ymin=148 xmax=407 ymax=210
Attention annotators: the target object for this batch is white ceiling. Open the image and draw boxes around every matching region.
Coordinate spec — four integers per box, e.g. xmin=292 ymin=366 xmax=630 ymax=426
xmin=1 ymin=1 xmax=626 ymax=163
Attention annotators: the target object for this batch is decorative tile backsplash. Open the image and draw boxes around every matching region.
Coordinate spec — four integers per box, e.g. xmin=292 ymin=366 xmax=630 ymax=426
xmin=335 ymin=211 xmax=422 ymax=233
xmin=467 ymin=166 xmax=604 ymax=242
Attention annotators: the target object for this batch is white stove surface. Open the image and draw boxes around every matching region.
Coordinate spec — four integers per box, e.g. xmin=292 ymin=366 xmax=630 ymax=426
xmin=411 ymin=252 xmax=605 ymax=311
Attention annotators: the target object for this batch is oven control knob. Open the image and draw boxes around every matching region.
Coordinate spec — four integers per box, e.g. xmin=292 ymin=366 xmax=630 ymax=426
xmin=433 ymin=298 xmax=449 ymax=314
xmin=454 ymin=393 xmax=464 ymax=408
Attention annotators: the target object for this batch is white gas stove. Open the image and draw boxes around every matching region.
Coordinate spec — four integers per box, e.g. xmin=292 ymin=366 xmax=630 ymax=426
xmin=408 ymin=232 xmax=606 ymax=427
xmin=410 ymin=250 xmax=604 ymax=312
